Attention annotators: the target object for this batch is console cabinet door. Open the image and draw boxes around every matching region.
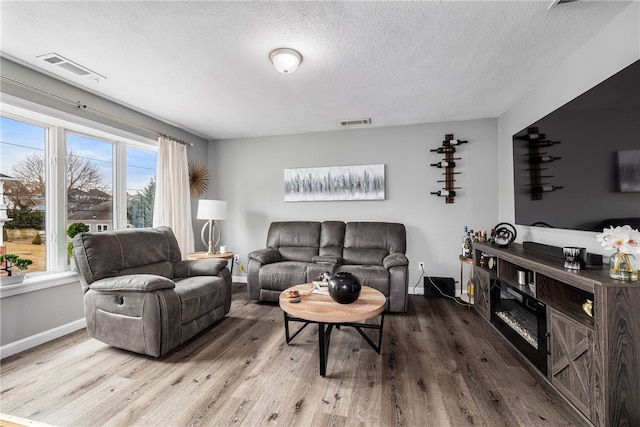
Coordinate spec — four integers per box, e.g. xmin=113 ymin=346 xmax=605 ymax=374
xmin=548 ymin=308 xmax=594 ymax=420
xmin=473 ymin=267 xmax=491 ymax=320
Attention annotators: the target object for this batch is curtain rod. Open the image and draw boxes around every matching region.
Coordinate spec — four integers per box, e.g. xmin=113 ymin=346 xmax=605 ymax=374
xmin=1 ymin=74 xmax=194 ymax=147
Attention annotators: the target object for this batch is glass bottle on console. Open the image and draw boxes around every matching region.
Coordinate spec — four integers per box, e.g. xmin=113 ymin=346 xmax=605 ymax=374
xmin=462 ymin=227 xmax=471 ymax=258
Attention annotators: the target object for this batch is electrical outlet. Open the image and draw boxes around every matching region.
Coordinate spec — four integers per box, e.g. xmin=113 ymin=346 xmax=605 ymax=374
xmin=418 ymin=262 xmax=424 ymax=271
xmin=233 ymin=254 xmax=240 ymax=263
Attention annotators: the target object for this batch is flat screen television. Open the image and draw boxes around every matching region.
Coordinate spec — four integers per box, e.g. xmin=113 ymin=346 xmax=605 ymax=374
xmin=512 ymin=59 xmax=640 ymax=232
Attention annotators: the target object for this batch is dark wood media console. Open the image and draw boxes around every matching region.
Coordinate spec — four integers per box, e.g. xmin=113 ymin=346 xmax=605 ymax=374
xmin=472 ymin=241 xmax=640 ymax=427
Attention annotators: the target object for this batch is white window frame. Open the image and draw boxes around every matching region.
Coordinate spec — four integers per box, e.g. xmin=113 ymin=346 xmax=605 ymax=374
xmin=0 ymin=95 xmax=156 ymax=297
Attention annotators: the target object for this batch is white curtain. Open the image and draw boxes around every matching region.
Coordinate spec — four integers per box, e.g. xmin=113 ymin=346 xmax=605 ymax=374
xmin=153 ymin=135 xmax=195 ymax=258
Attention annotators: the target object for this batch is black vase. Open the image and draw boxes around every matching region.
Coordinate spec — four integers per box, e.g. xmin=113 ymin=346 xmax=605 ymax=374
xmin=328 ymin=272 xmax=361 ymax=304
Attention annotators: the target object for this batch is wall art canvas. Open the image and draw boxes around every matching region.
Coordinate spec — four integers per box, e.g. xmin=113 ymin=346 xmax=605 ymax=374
xmin=618 ymin=150 xmax=640 ymax=192
xmin=284 ymin=164 xmax=385 ymax=202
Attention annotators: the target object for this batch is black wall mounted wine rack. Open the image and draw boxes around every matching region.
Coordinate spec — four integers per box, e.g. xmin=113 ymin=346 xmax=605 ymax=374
xmin=430 ymin=133 xmax=467 ymax=204
xmin=515 ymin=127 xmax=562 ymax=200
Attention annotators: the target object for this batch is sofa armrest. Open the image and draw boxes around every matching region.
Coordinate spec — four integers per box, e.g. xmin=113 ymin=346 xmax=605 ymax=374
xmin=174 ymin=259 xmax=227 ymax=278
xmin=248 ymin=248 xmax=281 ymax=265
xmin=89 ymin=274 xmax=175 ymax=292
xmin=312 ymin=255 xmax=341 ymax=265
xmin=383 ymin=253 xmax=409 ymax=270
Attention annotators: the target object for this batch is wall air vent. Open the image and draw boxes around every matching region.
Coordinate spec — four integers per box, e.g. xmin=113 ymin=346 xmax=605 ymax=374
xmin=339 ymin=118 xmax=372 ymax=126
xmin=37 ymin=53 xmax=106 ymax=82
xmin=548 ymin=0 xmax=579 ymax=9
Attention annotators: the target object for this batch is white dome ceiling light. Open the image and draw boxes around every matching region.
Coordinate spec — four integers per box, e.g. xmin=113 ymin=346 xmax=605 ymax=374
xmin=269 ymin=48 xmax=302 ymax=74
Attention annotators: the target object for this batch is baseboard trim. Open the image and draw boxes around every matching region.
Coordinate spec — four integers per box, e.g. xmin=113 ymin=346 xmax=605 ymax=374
xmin=232 ymin=276 xmax=247 ymax=284
xmin=1 ymin=318 xmax=86 ymax=359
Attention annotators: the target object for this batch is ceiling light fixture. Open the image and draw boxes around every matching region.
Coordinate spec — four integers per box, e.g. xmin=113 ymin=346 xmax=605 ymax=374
xmin=269 ymin=48 xmax=302 ymax=74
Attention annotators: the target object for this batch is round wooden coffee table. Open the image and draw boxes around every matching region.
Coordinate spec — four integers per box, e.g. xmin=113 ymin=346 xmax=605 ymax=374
xmin=279 ymin=283 xmax=386 ymax=377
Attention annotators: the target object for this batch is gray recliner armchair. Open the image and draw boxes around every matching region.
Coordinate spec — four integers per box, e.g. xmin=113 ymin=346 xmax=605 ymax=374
xmin=72 ymin=226 xmax=232 ymax=357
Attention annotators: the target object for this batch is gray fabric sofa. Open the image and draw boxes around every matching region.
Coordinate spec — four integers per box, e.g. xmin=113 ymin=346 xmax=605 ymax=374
xmin=247 ymin=221 xmax=409 ymax=312
xmin=72 ymin=226 xmax=232 ymax=357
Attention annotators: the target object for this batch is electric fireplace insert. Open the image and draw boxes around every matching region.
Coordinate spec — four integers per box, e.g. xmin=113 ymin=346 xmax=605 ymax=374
xmin=491 ymin=279 xmax=547 ymax=374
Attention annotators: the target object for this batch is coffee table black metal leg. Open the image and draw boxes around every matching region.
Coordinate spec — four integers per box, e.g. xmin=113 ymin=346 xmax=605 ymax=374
xmin=318 ymin=322 xmax=334 ymax=377
xmin=284 ymin=313 xmax=383 ymax=377
xmin=283 ymin=312 xmax=310 ymax=344
xmin=352 ymin=312 xmax=385 ymax=354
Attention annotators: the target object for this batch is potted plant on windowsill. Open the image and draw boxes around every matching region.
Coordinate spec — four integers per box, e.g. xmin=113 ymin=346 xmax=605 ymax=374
xmin=0 ymin=253 xmax=33 ymax=286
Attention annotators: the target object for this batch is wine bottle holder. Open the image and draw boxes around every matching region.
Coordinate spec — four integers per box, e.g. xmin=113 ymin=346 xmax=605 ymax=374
xmin=430 ymin=133 xmax=466 ymax=204
xmin=515 ymin=127 xmax=562 ymax=200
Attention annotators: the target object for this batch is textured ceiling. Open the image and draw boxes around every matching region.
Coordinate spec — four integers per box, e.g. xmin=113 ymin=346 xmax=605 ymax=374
xmin=0 ymin=1 xmax=634 ymax=140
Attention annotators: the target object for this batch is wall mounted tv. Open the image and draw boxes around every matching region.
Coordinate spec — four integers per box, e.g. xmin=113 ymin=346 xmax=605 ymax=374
xmin=513 ymin=59 xmax=640 ymax=232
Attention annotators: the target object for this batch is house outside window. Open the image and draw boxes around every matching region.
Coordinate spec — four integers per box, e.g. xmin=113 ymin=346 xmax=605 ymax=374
xmin=66 ymin=132 xmax=114 ymax=238
xmin=0 ymin=116 xmax=47 ymax=273
xmin=1 ymin=105 xmax=157 ymax=279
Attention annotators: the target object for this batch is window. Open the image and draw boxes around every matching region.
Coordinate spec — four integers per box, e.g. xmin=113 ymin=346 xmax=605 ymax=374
xmin=1 ymin=104 xmax=156 ymax=279
xmin=126 ymin=146 xmax=157 ymax=229
xmin=0 ymin=116 xmax=47 ymax=273
xmin=66 ymin=132 xmax=114 ymax=236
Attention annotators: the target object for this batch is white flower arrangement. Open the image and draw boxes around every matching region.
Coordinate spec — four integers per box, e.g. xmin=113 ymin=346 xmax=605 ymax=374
xmin=596 ymin=225 xmax=640 ymax=255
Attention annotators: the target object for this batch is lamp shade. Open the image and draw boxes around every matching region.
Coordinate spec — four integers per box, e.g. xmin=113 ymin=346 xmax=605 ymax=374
xmin=197 ymin=199 xmax=227 ymax=220
xmin=269 ymin=48 xmax=302 ymax=74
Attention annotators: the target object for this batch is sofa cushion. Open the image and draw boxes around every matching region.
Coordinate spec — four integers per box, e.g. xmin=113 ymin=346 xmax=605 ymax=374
xmin=259 ymin=261 xmax=309 ymax=290
xmin=174 ymin=276 xmax=226 ymax=325
xmin=266 ymin=221 xmax=321 ymax=262
xmin=343 ymin=222 xmax=406 ymax=265
xmin=121 ymin=261 xmax=175 ymax=280
xmin=319 ymin=221 xmax=346 ymax=258
xmin=174 ymin=259 xmax=227 ymax=277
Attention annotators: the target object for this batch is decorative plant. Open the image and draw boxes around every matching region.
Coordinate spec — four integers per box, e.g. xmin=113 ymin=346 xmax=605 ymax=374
xmin=0 ymin=254 xmax=33 ymax=276
xmin=596 ymin=225 xmax=640 ymax=254
xmin=67 ymin=222 xmax=89 ymax=258
xmin=596 ymin=225 xmax=640 ymax=281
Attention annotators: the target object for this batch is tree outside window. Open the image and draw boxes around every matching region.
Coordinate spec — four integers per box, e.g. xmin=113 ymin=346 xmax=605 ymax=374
xmin=127 ymin=146 xmax=157 ymax=228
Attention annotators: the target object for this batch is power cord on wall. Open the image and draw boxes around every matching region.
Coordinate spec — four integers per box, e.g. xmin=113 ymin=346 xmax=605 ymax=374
xmin=411 ymin=265 xmax=425 ymax=294
xmin=413 ymin=264 xmax=471 ymax=307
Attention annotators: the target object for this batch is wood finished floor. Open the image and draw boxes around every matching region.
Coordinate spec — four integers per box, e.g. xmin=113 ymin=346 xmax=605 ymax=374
xmin=0 ymin=284 xmax=587 ymax=427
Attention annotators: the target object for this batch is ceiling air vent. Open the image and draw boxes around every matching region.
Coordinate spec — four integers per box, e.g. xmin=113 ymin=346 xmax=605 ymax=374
xmin=339 ymin=118 xmax=372 ymax=126
xmin=37 ymin=53 xmax=106 ymax=82
xmin=548 ymin=0 xmax=579 ymax=9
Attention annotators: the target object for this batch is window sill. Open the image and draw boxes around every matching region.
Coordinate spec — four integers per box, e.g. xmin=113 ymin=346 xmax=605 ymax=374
xmin=0 ymin=271 xmax=79 ymax=298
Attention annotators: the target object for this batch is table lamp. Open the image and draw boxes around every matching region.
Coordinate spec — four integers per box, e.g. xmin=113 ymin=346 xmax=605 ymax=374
xmin=197 ymin=199 xmax=227 ymax=255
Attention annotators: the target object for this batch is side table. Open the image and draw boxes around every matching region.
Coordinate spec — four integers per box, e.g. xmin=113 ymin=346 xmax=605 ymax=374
xmin=187 ymin=251 xmax=235 ymax=273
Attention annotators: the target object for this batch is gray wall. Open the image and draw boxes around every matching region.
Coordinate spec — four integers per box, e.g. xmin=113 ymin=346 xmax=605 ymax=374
xmin=211 ymin=119 xmax=500 ymax=289
xmin=0 ymin=281 xmax=85 ymax=347
xmin=498 ymin=3 xmax=640 ymax=255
